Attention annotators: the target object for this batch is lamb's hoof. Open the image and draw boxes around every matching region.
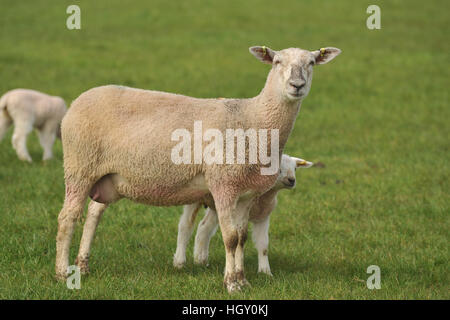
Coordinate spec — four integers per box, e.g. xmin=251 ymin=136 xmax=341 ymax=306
xmin=173 ymin=260 xmax=185 ymax=269
xmin=194 ymin=256 xmax=208 ymax=266
xmin=258 ymin=268 xmax=273 ymax=277
xmin=19 ymin=156 xmax=32 ymax=163
xmin=173 ymin=256 xmax=186 ymax=269
xmin=75 ymin=257 xmax=90 ymax=275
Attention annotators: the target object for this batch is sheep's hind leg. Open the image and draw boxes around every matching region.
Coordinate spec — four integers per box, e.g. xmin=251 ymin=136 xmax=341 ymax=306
xmin=55 ymin=183 xmax=89 ymax=280
xmin=194 ymin=208 xmax=219 ymax=265
xmin=0 ymin=110 xmax=12 ymax=141
xmin=173 ymin=203 xmax=202 ymax=268
xmin=75 ymin=200 xmax=108 ymax=274
xmin=11 ymin=119 xmax=33 ymax=162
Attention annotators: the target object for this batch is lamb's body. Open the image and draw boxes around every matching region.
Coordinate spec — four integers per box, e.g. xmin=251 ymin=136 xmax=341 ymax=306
xmin=56 ymin=46 xmax=340 ymax=292
xmin=173 ymin=155 xmax=313 ymax=275
xmin=0 ymin=89 xmax=67 ymax=162
xmin=173 ymin=176 xmax=281 ymax=273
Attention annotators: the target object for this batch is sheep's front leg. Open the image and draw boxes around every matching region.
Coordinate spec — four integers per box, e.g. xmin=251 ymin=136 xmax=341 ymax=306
xmin=76 ymin=201 xmax=108 ymax=274
xmin=216 ymin=197 xmax=252 ymax=293
xmin=173 ymin=203 xmax=201 ymax=268
xmin=194 ymin=208 xmax=219 ymax=265
xmin=233 ymin=198 xmax=253 ymax=287
xmin=37 ymin=125 xmax=56 ymax=161
xmin=252 ymin=216 xmax=272 ymax=276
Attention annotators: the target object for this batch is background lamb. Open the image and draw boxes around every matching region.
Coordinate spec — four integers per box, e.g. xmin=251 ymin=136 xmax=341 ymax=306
xmin=173 ymin=154 xmax=313 ymax=275
xmin=0 ymin=89 xmax=67 ymax=162
xmin=56 ymin=46 xmax=340 ymax=292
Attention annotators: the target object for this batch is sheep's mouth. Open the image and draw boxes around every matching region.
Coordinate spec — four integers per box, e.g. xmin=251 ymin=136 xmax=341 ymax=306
xmin=287 ymin=91 xmax=302 ymax=99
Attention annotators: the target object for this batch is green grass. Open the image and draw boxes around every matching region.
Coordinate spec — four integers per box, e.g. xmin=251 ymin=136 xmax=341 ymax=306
xmin=0 ymin=0 xmax=448 ymax=299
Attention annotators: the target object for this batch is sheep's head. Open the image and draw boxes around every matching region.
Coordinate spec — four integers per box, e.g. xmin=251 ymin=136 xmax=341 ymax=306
xmin=275 ymin=154 xmax=313 ymax=189
xmin=249 ymin=46 xmax=341 ymax=101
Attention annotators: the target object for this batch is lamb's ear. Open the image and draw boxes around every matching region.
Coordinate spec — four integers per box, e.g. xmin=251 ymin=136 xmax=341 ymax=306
xmin=249 ymin=46 xmax=276 ymax=64
xmin=294 ymin=158 xmax=314 ymax=168
xmin=312 ymin=47 xmax=341 ymax=65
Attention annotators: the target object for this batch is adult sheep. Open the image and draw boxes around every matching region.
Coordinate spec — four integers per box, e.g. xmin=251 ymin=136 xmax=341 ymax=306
xmin=56 ymin=46 xmax=341 ymax=292
xmin=0 ymin=89 xmax=67 ymax=162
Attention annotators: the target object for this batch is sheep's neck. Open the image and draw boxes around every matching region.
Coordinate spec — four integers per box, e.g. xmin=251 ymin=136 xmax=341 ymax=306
xmin=251 ymin=70 xmax=302 ymax=151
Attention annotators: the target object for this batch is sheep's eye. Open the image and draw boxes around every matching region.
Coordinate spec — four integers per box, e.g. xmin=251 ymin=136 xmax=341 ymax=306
xmin=274 ymin=60 xmax=281 ymax=65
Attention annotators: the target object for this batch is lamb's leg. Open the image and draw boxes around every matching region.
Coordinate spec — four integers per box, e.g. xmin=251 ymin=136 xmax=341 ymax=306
xmin=252 ymin=216 xmax=272 ymax=276
xmin=173 ymin=203 xmax=201 ymax=268
xmin=194 ymin=208 xmax=219 ymax=265
xmin=0 ymin=110 xmax=12 ymax=141
xmin=55 ymin=183 xmax=89 ymax=280
xmin=215 ymin=196 xmax=252 ymax=293
xmin=11 ymin=119 xmax=33 ymax=162
xmin=37 ymin=124 xmax=56 ymax=161
xmin=75 ymin=201 xmax=108 ymax=274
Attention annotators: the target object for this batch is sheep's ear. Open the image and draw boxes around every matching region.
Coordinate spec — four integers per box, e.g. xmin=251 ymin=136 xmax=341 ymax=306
xmin=312 ymin=47 xmax=341 ymax=65
xmin=294 ymin=157 xmax=313 ymax=168
xmin=249 ymin=46 xmax=276 ymax=64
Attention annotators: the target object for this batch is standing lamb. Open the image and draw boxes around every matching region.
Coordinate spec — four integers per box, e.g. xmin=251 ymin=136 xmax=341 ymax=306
xmin=0 ymin=89 xmax=67 ymax=162
xmin=173 ymin=154 xmax=313 ymax=275
xmin=56 ymin=46 xmax=340 ymax=292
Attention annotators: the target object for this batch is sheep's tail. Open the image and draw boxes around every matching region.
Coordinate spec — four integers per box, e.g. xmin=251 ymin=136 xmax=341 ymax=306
xmin=0 ymin=92 xmax=8 ymax=112
xmin=0 ymin=91 xmax=11 ymax=117
xmin=0 ymin=92 xmax=12 ymax=141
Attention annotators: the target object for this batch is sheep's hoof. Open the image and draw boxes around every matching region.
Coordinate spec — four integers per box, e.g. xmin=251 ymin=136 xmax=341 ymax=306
xmin=238 ymin=277 xmax=252 ymax=288
xmin=225 ymin=280 xmax=242 ymax=293
xmin=55 ymin=271 xmax=68 ymax=282
xmin=79 ymin=265 xmax=90 ymax=275
xmin=224 ymin=272 xmax=250 ymax=293
xmin=75 ymin=256 xmax=90 ymax=275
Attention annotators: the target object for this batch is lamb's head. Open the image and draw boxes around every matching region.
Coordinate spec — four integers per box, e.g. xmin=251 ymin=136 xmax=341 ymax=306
xmin=250 ymin=46 xmax=341 ymax=101
xmin=275 ymin=154 xmax=313 ymax=190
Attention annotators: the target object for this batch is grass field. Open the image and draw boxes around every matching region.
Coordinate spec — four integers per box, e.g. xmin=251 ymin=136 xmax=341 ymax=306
xmin=0 ymin=0 xmax=448 ymax=299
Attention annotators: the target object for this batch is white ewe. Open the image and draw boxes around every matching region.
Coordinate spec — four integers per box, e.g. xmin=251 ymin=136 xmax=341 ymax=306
xmin=0 ymin=89 xmax=67 ymax=162
xmin=173 ymin=154 xmax=313 ymax=275
xmin=56 ymin=46 xmax=340 ymax=292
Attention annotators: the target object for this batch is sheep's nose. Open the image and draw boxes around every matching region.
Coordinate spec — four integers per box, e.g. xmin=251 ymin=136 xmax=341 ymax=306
xmin=289 ymin=81 xmax=305 ymax=90
xmin=287 ymin=178 xmax=295 ymax=185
